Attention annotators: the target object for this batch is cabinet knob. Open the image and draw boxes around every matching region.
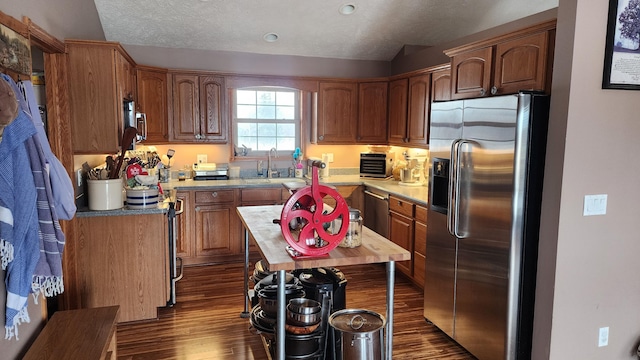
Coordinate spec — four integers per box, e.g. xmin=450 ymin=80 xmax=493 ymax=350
xmin=195 ymin=206 xmax=200 ymax=212
xmin=195 ymin=134 xmax=200 ymax=140
xmin=318 ymin=135 xmax=324 ymax=141
xmin=490 ymin=86 xmax=498 ymax=95
xmin=479 ymin=88 xmax=486 ymax=96
xmin=211 ymin=192 xmax=218 ymax=198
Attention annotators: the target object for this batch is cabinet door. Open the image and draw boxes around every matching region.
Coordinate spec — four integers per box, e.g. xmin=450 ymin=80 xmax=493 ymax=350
xmin=175 ymin=191 xmax=193 ymax=259
xmin=494 ymin=31 xmax=550 ymax=95
xmin=116 ymin=52 xmax=135 ymax=101
xmin=171 ymin=74 xmax=201 ymax=142
xmin=199 ymin=75 xmax=227 ymax=143
xmin=387 ymin=78 xmax=408 ymax=144
xmin=67 ymin=44 xmax=120 ymax=153
xmin=317 ymin=81 xmax=358 ymax=143
xmin=431 ymin=68 xmax=452 ymax=102
xmin=194 ymin=204 xmax=238 ymax=257
xmin=451 ymin=47 xmax=493 ymax=100
xmin=357 ymin=82 xmax=388 ymax=144
xmin=407 ymin=74 xmax=430 ymax=147
xmin=389 ymin=211 xmax=413 ymax=277
xmin=413 ymin=219 xmax=427 ymax=288
xmin=136 ymin=68 xmax=169 ymax=142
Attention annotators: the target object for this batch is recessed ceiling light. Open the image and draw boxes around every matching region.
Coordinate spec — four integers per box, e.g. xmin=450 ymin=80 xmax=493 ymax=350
xmin=263 ymin=33 xmax=279 ymax=42
xmin=339 ymin=4 xmax=356 ymax=15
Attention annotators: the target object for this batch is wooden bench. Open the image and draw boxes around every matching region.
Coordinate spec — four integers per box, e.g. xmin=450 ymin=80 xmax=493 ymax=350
xmin=23 ymin=306 xmax=119 ymax=360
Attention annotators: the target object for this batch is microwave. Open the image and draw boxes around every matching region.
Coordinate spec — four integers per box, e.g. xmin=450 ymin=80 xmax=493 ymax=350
xmin=360 ymin=152 xmax=394 ymax=178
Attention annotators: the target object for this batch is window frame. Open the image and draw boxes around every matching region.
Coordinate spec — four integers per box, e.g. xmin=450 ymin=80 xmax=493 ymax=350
xmin=231 ymin=86 xmax=304 ymax=160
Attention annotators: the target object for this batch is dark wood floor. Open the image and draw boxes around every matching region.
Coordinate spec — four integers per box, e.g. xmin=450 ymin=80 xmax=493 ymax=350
xmin=116 ymin=262 xmax=476 ymax=360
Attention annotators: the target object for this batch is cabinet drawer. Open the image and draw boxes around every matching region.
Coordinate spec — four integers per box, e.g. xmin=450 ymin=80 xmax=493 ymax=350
xmin=194 ymin=190 xmax=235 ymax=204
xmin=241 ymin=188 xmax=281 ymax=203
xmin=389 ymin=196 xmax=414 ymax=218
xmin=415 ymin=205 xmax=427 ymax=224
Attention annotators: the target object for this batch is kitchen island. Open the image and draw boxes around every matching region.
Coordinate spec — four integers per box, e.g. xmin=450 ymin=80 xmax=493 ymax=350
xmin=237 ymin=205 xmax=411 ymax=360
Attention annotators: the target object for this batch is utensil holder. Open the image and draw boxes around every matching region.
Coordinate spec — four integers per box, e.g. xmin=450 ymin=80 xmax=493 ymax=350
xmin=88 ymin=179 xmax=123 ymax=210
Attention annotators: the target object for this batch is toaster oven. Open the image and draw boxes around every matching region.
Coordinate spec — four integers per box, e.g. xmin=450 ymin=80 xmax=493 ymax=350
xmin=360 ymin=152 xmax=394 ymax=178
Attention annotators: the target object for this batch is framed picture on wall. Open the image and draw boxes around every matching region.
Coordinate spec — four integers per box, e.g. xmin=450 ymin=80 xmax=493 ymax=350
xmin=0 ymin=23 xmax=31 ymax=76
xmin=603 ymin=0 xmax=640 ymax=90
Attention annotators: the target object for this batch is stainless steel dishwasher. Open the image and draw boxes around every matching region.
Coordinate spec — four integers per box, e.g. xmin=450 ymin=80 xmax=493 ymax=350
xmin=363 ymin=187 xmax=389 ymax=238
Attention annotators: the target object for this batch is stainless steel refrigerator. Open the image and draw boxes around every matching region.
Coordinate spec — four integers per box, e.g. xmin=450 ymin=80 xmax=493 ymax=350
xmin=424 ymin=92 xmax=549 ymax=360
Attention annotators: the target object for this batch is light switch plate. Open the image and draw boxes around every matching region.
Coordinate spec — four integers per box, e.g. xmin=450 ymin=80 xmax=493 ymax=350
xmin=584 ymin=194 xmax=607 ymax=216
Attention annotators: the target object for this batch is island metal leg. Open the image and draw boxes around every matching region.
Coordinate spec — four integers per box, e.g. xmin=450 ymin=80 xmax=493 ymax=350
xmin=276 ymin=269 xmax=286 ymax=360
xmin=241 ymin=227 xmax=250 ymax=318
xmin=386 ymin=261 xmax=395 ymax=360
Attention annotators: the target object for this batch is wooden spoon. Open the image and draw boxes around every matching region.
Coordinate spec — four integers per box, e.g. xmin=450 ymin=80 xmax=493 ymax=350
xmin=109 ymin=127 xmax=138 ymax=179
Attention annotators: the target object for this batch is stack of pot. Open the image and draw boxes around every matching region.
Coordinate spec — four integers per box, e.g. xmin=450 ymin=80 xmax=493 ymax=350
xmin=283 ymin=298 xmax=324 ymax=359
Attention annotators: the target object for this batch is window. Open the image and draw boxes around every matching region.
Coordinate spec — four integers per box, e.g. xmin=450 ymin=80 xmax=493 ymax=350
xmin=234 ymin=87 xmax=301 ymax=153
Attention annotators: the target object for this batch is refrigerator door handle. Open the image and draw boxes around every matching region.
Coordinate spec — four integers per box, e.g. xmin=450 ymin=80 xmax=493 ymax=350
xmin=449 ymin=139 xmax=477 ymax=239
xmin=448 ymin=139 xmax=463 ymax=237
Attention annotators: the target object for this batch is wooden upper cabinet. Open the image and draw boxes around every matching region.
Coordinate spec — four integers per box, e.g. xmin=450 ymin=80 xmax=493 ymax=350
xmin=357 ymin=81 xmax=388 ymax=144
xmin=450 ymin=46 xmax=493 ymax=100
xmin=199 ymin=75 xmax=227 ymax=142
xmin=170 ymin=73 xmax=227 ymax=143
xmin=493 ymin=31 xmax=550 ymax=95
xmin=447 ymin=20 xmax=556 ymax=100
xmin=316 ymin=81 xmax=358 ymax=143
xmin=431 ymin=67 xmax=452 ymax=102
xmin=67 ymin=40 xmax=135 ymax=153
xmin=407 ymin=73 xmax=430 ymax=147
xmin=387 ymin=78 xmax=408 ymax=145
xmin=136 ymin=67 xmax=169 ymax=143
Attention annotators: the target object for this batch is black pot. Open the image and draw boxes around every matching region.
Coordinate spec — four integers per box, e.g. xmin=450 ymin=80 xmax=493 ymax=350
xmin=257 ymin=285 xmax=305 ymax=317
xmin=255 ymin=272 xmax=298 ymax=292
xmin=252 ymin=260 xmax=271 ymax=285
xmin=284 ymin=332 xmax=321 ymax=356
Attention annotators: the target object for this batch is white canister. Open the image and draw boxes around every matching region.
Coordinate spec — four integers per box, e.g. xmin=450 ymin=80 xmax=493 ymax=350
xmin=88 ymin=179 xmax=123 ymax=210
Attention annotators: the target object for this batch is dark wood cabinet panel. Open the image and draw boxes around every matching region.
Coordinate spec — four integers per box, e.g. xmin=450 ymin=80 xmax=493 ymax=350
xmin=136 ymin=67 xmax=169 ymax=142
xmin=199 ymin=75 xmax=227 ymax=142
xmin=171 ymin=74 xmax=200 ymax=141
xmin=170 ymin=73 xmax=227 ymax=143
xmin=357 ymin=81 xmax=388 ymax=144
xmin=407 ymin=74 xmax=430 ymax=147
xmin=67 ymin=41 xmax=129 ymax=153
xmin=494 ymin=31 xmax=550 ymax=95
xmin=387 ymin=78 xmax=409 ymax=145
xmin=389 ymin=211 xmax=413 ymax=277
xmin=431 ymin=68 xmax=452 ymax=102
xmin=195 ymin=205 xmax=237 ymax=257
xmin=450 ymin=46 xmax=493 ymax=100
xmin=413 ymin=216 xmax=427 ymax=288
xmin=316 ymin=81 xmax=358 ymax=143
xmin=175 ymin=191 xmax=192 ymax=259
xmin=447 ymin=20 xmax=555 ymax=100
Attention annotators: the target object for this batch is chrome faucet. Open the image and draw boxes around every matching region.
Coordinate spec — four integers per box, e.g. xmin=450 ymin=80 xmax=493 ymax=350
xmin=268 ymin=148 xmax=278 ymax=178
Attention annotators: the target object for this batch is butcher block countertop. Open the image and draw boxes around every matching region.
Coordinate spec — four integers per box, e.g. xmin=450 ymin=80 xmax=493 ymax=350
xmin=236 ymin=205 xmax=411 ymax=271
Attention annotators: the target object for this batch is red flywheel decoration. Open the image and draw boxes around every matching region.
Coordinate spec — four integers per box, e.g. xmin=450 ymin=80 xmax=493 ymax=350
xmin=279 ymin=162 xmax=349 ymax=256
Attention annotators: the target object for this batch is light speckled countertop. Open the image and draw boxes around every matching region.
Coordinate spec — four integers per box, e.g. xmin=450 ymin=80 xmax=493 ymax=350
xmin=76 ymin=175 xmax=429 ymax=218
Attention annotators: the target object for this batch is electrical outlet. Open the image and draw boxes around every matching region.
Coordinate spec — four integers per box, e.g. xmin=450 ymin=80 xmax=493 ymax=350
xmin=598 ymin=326 xmax=609 ymax=347
xmin=327 ymin=153 xmax=334 ymax=162
xmin=584 ymin=194 xmax=607 ymax=216
xmin=197 ymin=154 xmax=207 ymax=164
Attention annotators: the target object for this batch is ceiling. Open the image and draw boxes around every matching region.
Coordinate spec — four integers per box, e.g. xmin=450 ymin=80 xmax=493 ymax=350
xmin=94 ymin=0 xmax=558 ymax=62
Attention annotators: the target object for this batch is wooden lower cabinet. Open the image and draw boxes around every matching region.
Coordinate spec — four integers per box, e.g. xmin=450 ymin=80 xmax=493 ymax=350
xmin=389 ymin=207 xmax=414 ymax=277
xmin=388 ymin=196 xmax=428 ymax=288
xmin=75 ymin=213 xmax=168 ymax=322
xmin=413 ymin=205 xmax=428 ymax=287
